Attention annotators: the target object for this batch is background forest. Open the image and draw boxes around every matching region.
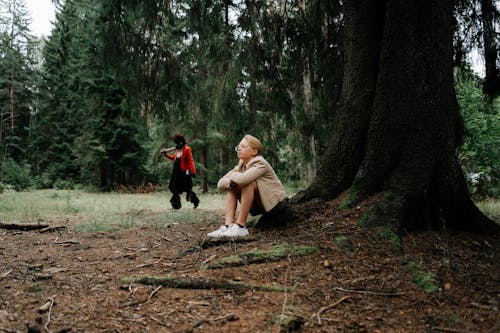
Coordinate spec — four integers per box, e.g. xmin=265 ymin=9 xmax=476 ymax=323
xmin=0 ymin=0 xmax=498 ymax=198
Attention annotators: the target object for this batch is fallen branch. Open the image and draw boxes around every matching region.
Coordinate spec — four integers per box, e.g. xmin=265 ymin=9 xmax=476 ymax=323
xmin=122 ymin=275 xmax=291 ymax=292
xmin=431 ymin=327 xmax=474 ymax=333
xmin=122 ymin=285 xmax=162 ymax=307
xmin=52 ymin=240 xmax=79 ymax=245
xmin=316 ymin=295 xmax=352 ymax=324
xmin=135 ymin=257 xmax=163 ymax=269
xmin=333 ymin=286 xmax=405 ymax=296
xmin=38 ymin=226 xmax=67 ymax=233
xmin=193 ymin=313 xmax=239 ymax=328
xmin=0 ymin=222 xmax=49 ymax=231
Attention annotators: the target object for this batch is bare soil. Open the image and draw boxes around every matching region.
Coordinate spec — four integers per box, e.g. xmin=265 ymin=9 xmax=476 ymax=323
xmin=0 ymin=199 xmax=498 ymax=333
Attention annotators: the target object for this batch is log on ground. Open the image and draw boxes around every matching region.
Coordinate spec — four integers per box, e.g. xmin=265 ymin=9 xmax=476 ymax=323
xmin=122 ymin=275 xmax=291 ymax=292
xmin=0 ymin=222 xmax=50 ymax=231
xmin=202 ymin=244 xmax=318 ymax=269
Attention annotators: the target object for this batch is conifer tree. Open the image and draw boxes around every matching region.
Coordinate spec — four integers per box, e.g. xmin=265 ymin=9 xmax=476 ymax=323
xmin=0 ymin=0 xmax=38 ymax=164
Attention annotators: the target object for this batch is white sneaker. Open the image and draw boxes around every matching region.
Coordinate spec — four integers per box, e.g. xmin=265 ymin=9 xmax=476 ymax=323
xmin=207 ymin=225 xmax=229 ymax=238
xmin=223 ymin=224 xmax=249 ymax=237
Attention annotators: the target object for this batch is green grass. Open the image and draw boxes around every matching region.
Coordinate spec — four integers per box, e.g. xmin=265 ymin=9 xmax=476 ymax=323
xmin=476 ymin=198 xmax=500 ymax=222
xmin=0 ymin=188 xmax=225 ymax=231
xmin=377 ymin=227 xmax=402 ymax=255
xmin=404 ymin=261 xmax=439 ymax=293
xmin=1 ymin=189 xmax=498 ymax=231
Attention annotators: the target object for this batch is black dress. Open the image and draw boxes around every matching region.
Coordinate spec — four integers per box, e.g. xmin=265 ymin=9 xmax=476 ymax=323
xmin=169 ymin=157 xmax=193 ymax=194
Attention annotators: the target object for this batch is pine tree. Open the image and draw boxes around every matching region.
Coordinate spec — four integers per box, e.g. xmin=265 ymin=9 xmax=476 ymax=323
xmin=0 ymin=0 xmax=38 ymax=165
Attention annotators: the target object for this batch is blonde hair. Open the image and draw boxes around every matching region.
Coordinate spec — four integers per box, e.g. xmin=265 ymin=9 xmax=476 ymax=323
xmin=243 ymin=134 xmax=263 ymax=155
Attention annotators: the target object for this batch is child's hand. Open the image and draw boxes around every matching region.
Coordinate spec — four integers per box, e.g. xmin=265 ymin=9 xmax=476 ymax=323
xmin=161 ymin=147 xmax=175 ymax=153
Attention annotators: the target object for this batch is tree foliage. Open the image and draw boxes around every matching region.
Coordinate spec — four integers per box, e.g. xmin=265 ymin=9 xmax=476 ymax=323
xmin=0 ymin=0 xmax=497 ymax=206
xmin=0 ymin=0 xmax=39 ymax=184
xmin=455 ymin=69 xmax=499 ymax=198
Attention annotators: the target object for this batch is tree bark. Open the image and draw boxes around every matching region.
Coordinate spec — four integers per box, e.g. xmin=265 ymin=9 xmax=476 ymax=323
xmin=290 ymin=0 xmax=499 ymax=234
xmin=480 ymin=0 xmax=499 ymax=97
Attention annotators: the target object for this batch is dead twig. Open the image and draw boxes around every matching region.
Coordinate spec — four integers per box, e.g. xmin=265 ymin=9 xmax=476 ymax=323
xmin=128 ymin=247 xmax=150 ymax=252
xmin=194 ymin=313 xmax=239 ymax=328
xmin=52 ymin=240 xmax=79 ymax=245
xmin=121 ymin=285 xmax=162 ymax=308
xmin=135 ymin=257 xmax=163 ymax=269
xmin=38 ymin=226 xmax=67 ymax=233
xmin=159 ymin=235 xmax=173 ymax=242
xmin=316 ymin=295 xmax=352 ymax=324
xmin=333 ymin=286 xmax=405 ymax=296
xmin=44 ymin=296 xmax=55 ymax=333
xmin=149 ymin=315 xmax=168 ymax=327
xmin=208 ymin=313 xmax=239 ymax=322
xmin=471 ymin=302 xmax=498 ymax=311
xmin=200 ymin=254 xmax=217 ymax=266
xmin=431 ymin=327 xmax=474 ymax=333
xmin=148 ymin=285 xmax=162 ymax=300
xmin=0 ymin=269 xmax=13 ymax=280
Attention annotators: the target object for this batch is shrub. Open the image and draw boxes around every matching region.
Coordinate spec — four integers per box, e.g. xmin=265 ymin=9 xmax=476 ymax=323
xmin=0 ymin=159 xmax=32 ymax=190
xmin=455 ymin=70 xmax=500 ymax=199
xmin=54 ymin=178 xmax=75 ymax=190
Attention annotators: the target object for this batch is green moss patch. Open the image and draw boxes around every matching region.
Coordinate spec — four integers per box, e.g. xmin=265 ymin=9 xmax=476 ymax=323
xmin=202 ymin=244 xmax=318 ymax=269
xmin=404 ymin=261 xmax=438 ymax=293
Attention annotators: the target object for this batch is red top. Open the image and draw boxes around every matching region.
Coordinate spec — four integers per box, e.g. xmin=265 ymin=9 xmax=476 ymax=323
xmin=164 ymin=145 xmax=196 ymax=176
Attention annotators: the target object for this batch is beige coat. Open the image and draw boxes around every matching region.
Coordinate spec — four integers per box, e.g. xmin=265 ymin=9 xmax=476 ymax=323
xmin=217 ymin=156 xmax=287 ymax=212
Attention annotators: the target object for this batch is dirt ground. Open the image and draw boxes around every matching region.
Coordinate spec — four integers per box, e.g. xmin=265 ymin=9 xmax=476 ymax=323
xmin=0 ymin=199 xmax=498 ymax=333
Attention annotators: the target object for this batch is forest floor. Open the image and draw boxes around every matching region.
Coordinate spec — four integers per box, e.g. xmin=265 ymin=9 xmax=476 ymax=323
xmin=0 ymin=197 xmax=498 ymax=333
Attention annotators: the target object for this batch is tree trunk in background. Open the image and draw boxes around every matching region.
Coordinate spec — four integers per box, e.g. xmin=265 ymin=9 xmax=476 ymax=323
xmin=480 ymin=0 xmax=499 ymax=97
xmin=200 ymin=143 xmax=208 ymax=193
xmin=302 ymin=59 xmax=316 ymax=182
xmin=9 ymin=72 xmax=15 ymax=130
xmin=247 ymin=0 xmax=258 ymax=128
xmin=290 ymin=0 xmax=499 ymax=234
xmin=300 ymin=0 xmax=317 ymax=182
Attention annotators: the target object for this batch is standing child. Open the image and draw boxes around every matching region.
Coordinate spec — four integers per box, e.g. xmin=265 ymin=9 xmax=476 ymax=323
xmin=161 ymin=133 xmax=200 ymax=209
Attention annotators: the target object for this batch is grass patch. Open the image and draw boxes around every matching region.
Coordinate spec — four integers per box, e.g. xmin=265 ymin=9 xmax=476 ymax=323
xmin=476 ymin=198 xmax=500 ymax=222
xmin=404 ymin=261 xmax=438 ymax=293
xmin=377 ymin=227 xmax=402 ymax=254
xmin=0 ymin=189 xmax=225 ymax=231
xmin=358 ymin=204 xmax=376 ymax=227
xmin=338 ymin=184 xmax=361 ymax=210
xmin=333 ymin=235 xmax=353 ymax=253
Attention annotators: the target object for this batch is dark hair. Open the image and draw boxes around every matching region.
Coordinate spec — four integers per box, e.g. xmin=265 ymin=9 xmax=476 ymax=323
xmin=172 ymin=133 xmax=186 ymax=144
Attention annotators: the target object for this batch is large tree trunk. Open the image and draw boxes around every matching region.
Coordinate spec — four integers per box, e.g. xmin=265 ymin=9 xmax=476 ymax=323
xmin=290 ymin=0 xmax=499 ymax=234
